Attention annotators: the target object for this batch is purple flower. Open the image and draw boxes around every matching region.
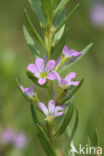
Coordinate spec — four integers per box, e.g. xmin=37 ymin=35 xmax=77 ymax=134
xmin=90 ymin=4 xmax=104 ymax=27
xmin=38 ymin=100 xmax=65 ymax=118
xmin=1 ymin=129 xmax=14 ymax=144
xmin=20 ymin=86 xmax=34 ymax=97
xmin=63 ymin=46 xmax=82 ymax=58
xmin=27 ymin=58 xmax=59 ymax=85
xmin=58 ymin=72 xmax=79 ymax=89
xmin=13 ymin=133 xmax=27 ymax=149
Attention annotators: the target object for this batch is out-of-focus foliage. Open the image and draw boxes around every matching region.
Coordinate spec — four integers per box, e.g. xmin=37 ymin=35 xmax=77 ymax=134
xmin=0 ymin=0 xmax=104 ymax=155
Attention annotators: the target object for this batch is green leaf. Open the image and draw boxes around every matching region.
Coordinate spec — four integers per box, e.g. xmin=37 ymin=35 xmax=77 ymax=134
xmin=59 ymin=43 xmax=93 ymax=74
xmin=41 ymin=0 xmax=52 ymax=23
xmin=23 ymin=26 xmax=42 ymax=58
xmin=52 ymin=29 xmax=68 ymax=59
xmin=53 ymin=0 xmax=60 ymax=9
xmin=24 ymin=9 xmax=46 ymax=48
xmin=88 ymin=136 xmax=92 ymax=146
xmin=36 ymin=123 xmax=57 ymax=156
xmin=54 ymin=0 xmax=70 ymax=17
xmin=27 ymin=71 xmax=48 ymax=88
xmin=31 ymin=103 xmax=39 ymax=125
xmin=53 ymin=25 xmax=65 ymax=46
xmin=59 ymin=79 xmax=84 ymax=105
xmin=54 ymin=102 xmax=74 ymax=137
xmin=28 ymin=0 xmax=46 ymax=24
xmin=16 ymin=78 xmax=41 ymax=112
xmin=54 ymin=9 xmax=66 ymax=27
xmin=55 ymin=3 xmax=80 ymax=33
xmin=67 ymin=108 xmax=79 ymax=142
xmin=64 ymin=109 xmax=79 ymax=156
xmin=94 ymin=129 xmax=99 ymax=146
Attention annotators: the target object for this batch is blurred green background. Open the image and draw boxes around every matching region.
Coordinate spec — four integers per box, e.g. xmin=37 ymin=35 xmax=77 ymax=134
xmin=0 ymin=0 xmax=104 ymax=155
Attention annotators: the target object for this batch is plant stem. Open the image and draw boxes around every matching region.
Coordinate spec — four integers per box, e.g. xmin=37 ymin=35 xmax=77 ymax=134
xmin=55 ymin=56 xmax=67 ymax=72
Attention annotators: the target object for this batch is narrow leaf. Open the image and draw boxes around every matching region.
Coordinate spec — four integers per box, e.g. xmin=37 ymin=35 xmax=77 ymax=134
xmin=54 ymin=0 xmax=70 ymax=17
xmin=94 ymin=129 xmax=99 ymax=146
xmin=36 ymin=123 xmax=57 ymax=156
xmin=67 ymin=108 xmax=79 ymax=143
xmin=52 ymin=29 xmax=68 ymax=59
xmin=55 ymin=102 xmax=74 ymax=137
xmin=59 ymin=43 xmax=93 ymax=74
xmin=59 ymin=79 xmax=84 ymax=105
xmin=54 ymin=9 xmax=66 ymax=27
xmin=31 ymin=103 xmax=39 ymax=125
xmin=53 ymin=25 xmax=65 ymax=46
xmin=23 ymin=26 xmax=42 ymax=58
xmin=55 ymin=3 xmax=80 ymax=33
xmin=24 ymin=9 xmax=46 ymax=48
xmin=64 ymin=109 xmax=79 ymax=156
xmin=28 ymin=0 xmax=46 ymax=24
xmin=53 ymin=0 xmax=60 ymax=9
xmin=41 ymin=0 xmax=52 ymax=23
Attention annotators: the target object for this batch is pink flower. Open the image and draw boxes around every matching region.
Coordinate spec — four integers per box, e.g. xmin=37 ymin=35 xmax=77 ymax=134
xmin=1 ymin=129 xmax=27 ymax=149
xmin=58 ymin=72 xmax=79 ymax=89
xmin=90 ymin=4 xmax=104 ymax=27
xmin=63 ymin=46 xmax=82 ymax=58
xmin=1 ymin=129 xmax=14 ymax=144
xmin=13 ymin=133 xmax=27 ymax=149
xmin=20 ymin=86 xmax=34 ymax=97
xmin=27 ymin=58 xmax=59 ymax=85
xmin=38 ymin=100 xmax=65 ymax=118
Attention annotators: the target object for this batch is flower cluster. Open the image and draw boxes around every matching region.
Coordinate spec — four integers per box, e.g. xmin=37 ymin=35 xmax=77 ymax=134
xmin=20 ymin=46 xmax=82 ymax=118
xmin=0 ymin=128 xmax=27 ymax=149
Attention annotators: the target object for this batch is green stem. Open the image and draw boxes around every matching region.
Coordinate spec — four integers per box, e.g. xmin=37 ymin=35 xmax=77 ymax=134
xmin=55 ymin=56 xmax=67 ymax=72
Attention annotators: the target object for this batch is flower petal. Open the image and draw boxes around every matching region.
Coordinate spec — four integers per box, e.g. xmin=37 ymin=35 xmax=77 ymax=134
xmin=54 ymin=105 xmax=65 ymax=117
xmin=44 ymin=56 xmax=47 ymax=64
xmin=27 ymin=64 xmax=38 ymax=74
xmin=68 ymin=81 xmax=79 ymax=86
xmin=63 ymin=46 xmax=69 ymax=57
xmin=48 ymin=100 xmax=56 ymax=114
xmin=68 ymin=49 xmax=82 ymax=57
xmin=59 ymin=78 xmax=67 ymax=86
xmin=45 ymin=60 xmax=56 ymax=72
xmin=35 ymin=58 xmax=44 ymax=72
xmin=20 ymin=86 xmax=34 ymax=97
xmin=47 ymin=72 xmax=59 ymax=80
xmin=55 ymin=105 xmax=65 ymax=112
xmin=38 ymin=78 xmax=46 ymax=85
xmin=65 ymin=72 xmax=76 ymax=82
xmin=54 ymin=112 xmax=64 ymax=117
xmin=38 ymin=102 xmax=48 ymax=116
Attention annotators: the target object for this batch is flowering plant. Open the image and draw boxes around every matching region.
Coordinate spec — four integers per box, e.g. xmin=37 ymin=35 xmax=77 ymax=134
xmin=16 ymin=0 xmax=93 ymax=155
